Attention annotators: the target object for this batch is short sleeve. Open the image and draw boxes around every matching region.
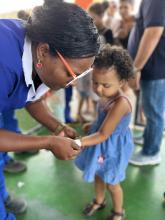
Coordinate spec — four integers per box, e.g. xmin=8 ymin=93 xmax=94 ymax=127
xmin=143 ymin=0 xmax=165 ymax=28
xmin=0 ymin=63 xmax=17 ymax=111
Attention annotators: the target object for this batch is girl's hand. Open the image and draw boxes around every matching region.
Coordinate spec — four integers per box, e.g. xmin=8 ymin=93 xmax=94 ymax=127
xmin=48 ymin=136 xmax=81 ymax=160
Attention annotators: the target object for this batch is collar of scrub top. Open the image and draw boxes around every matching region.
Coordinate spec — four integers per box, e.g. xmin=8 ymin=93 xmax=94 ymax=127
xmin=22 ymin=36 xmax=36 ymax=92
xmin=22 ymin=36 xmax=49 ymax=95
xmin=56 ymin=50 xmax=93 ymax=87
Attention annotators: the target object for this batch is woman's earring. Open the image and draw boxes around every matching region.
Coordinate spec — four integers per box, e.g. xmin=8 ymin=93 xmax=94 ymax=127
xmin=36 ymin=60 xmax=43 ymax=69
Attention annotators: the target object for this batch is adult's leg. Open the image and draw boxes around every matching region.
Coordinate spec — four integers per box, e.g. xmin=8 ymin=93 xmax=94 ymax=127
xmin=141 ymin=79 xmax=165 ymax=155
xmin=0 ymin=111 xmax=27 ymax=214
xmin=2 ymin=109 xmax=21 ymax=163
xmin=1 ymin=110 xmax=27 ymax=173
xmin=0 ymin=194 xmax=16 ymax=220
xmin=65 ymin=87 xmax=73 ymax=123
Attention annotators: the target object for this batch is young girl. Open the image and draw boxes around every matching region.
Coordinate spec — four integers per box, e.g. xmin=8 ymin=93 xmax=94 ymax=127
xmin=75 ymin=45 xmax=134 ymax=220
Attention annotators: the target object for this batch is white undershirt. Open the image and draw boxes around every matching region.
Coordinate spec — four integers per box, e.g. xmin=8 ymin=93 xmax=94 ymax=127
xmin=22 ymin=36 xmax=49 ymax=102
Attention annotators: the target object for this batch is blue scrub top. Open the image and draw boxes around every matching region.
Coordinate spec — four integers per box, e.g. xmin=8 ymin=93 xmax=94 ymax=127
xmin=0 ymin=19 xmax=29 ymax=112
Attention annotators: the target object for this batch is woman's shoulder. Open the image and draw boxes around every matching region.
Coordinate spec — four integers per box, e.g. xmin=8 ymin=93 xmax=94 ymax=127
xmin=0 ymin=19 xmax=26 ymax=71
xmin=0 ymin=19 xmax=26 ymax=37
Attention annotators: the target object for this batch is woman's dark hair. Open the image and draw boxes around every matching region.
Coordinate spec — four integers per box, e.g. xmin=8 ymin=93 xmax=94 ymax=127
xmin=26 ymin=0 xmax=99 ymax=58
xmin=93 ymin=45 xmax=134 ymax=80
xmin=88 ymin=3 xmax=105 ymax=17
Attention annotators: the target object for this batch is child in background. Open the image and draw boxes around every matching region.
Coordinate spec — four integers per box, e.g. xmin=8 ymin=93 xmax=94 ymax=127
xmin=75 ymin=45 xmax=134 ymax=220
xmin=17 ymin=10 xmax=30 ymax=21
xmin=46 ymin=89 xmax=65 ymax=124
xmin=76 ymin=73 xmax=93 ymax=122
xmin=88 ymin=2 xmax=113 ymax=47
xmin=75 ymin=2 xmax=114 ymax=122
xmin=116 ymin=0 xmax=135 ymax=48
xmin=103 ymin=0 xmax=120 ymax=38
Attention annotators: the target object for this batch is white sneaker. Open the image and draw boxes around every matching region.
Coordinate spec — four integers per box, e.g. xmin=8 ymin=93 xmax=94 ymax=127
xmin=134 ymin=137 xmax=143 ymax=146
xmin=129 ymin=150 xmax=161 ymax=166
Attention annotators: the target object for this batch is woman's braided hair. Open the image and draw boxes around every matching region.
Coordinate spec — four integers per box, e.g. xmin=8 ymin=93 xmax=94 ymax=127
xmin=27 ymin=0 xmax=100 ymax=58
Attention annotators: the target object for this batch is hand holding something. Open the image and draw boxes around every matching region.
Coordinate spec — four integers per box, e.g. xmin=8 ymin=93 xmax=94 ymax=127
xmin=48 ymin=136 xmax=81 ymax=160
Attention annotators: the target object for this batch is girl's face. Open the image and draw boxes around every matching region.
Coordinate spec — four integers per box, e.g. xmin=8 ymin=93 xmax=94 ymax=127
xmin=119 ymin=2 xmax=132 ymax=19
xmin=92 ymin=67 xmax=125 ymax=98
xmin=34 ymin=43 xmax=95 ymax=90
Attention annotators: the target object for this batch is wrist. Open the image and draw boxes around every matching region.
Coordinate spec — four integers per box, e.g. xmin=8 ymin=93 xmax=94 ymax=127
xmin=134 ymin=67 xmax=141 ymax=73
xmin=37 ymin=135 xmax=52 ymax=150
xmin=54 ymin=123 xmax=66 ymax=135
xmin=47 ymin=135 xmax=61 ymax=150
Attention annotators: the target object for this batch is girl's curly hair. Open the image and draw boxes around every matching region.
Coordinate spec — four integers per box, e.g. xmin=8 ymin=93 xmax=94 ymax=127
xmin=94 ymin=45 xmax=134 ymax=80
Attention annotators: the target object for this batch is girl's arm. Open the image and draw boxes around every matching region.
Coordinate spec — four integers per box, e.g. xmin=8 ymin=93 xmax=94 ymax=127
xmin=80 ymin=98 xmax=131 ymax=147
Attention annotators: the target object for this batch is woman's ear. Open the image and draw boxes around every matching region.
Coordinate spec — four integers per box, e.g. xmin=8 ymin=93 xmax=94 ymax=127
xmin=36 ymin=43 xmax=50 ymax=60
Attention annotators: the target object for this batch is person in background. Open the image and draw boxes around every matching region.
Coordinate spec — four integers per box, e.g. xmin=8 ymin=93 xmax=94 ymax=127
xmin=75 ymin=2 xmax=114 ymax=122
xmin=46 ymin=89 xmax=66 ymax=123
xmin=65 ymin=86 xmax=74 ymax=123
xmin=17 ymin=10 xmax=30 ymax=21
xmin=75 ymin=2 xmax=113 ymax=123
xmin=128 ymin=0 xmax=165 ymax=166
xmin=102 ymin=1 xmax=109 ymax=12
xmin=76 ymin=71 xmax=98 ymax=123
xmin=103 ymin=0 xmax=120 ymax=38
xmin=0 ymin=0 xmax=99 ymax=219
xmin=89 ymin=2 xmax=113 ymax=47
xmin=75 ymin=45 xmax=134 ymax=220
xmin=116 ymin=0 xmax=135 ymax=49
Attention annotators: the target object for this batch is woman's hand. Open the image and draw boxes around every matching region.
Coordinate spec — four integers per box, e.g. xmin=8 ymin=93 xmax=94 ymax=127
xmin=53 ymin=124 xmax=78 ymax=138
xmin=48 ymin=136 xmax=81 ymax=160
xmin=63 ymin=125 xmax=78 ymax=139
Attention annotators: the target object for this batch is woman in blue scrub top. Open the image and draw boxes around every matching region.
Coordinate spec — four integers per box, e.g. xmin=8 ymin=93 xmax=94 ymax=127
xmin=0 ymin=0 xmax=99 ymax=219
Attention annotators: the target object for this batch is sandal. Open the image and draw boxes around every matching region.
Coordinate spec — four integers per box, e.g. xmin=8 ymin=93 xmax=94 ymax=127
xmin=107 ymin=209 xmax=125 ymax=220
xmin=83 ymin=198 xmax=106 ymax=217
